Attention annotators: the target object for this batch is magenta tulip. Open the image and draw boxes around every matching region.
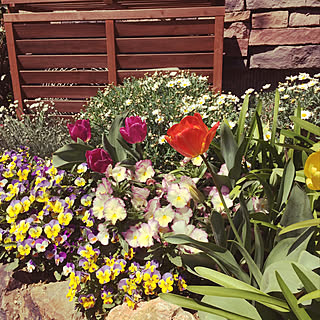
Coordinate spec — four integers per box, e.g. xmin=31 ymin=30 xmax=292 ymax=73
xmin=119 ymin=116 xmax=147 ymax=144
xmin=67 ymin=119 xmax=91 ymax=143
xmin=85 ymin=148 xmax=113 ymax=173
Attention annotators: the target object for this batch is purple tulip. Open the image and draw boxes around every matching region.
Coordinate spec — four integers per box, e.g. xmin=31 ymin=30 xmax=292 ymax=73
xmin=119 ymin=116 xmax=147 ymax=144
xmin=67 ymin=119 xmax=91 ymax=143
xmin=85 ymin=148 xmax=113 ymax=173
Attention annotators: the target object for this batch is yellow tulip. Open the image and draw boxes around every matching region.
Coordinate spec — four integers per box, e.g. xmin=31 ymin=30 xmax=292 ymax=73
xmin=304 ymin=150 xmax=320 ymax=190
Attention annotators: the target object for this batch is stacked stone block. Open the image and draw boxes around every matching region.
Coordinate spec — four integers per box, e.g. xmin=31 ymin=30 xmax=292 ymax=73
xmin=224 ymin=0 xmax=320 ymax=70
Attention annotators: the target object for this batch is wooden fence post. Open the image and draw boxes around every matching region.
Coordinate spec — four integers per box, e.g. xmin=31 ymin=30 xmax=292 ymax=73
xmin=105 ymin=19 xmax=117 ymax=85
xmin=213 ymin=15 xmax=224 ymax=93
xmin=4 ymin=21 xmax=24 ymax=119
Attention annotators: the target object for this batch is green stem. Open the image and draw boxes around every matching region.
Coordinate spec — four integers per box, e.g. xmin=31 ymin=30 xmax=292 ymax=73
xmin=201 ymin=154 xmax=244 ymax=245
xmin=136 ymin=142 xmax=143 ymax=160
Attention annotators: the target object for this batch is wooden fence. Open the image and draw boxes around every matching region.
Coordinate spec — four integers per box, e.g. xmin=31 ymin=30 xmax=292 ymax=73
xmin=4 ymin=5 xmax=225 ymax=117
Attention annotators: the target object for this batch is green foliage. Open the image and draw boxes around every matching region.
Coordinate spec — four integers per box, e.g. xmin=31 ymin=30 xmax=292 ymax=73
xmin=162 ymin=91 xmax=320 ymax=319
xmin=52 ymin=143 xmax=94 ymax=169
xmin=0 ymin=101 xmax=71 ymax=158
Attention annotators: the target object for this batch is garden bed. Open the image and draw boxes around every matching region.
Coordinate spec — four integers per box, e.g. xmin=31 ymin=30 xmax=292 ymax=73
xmin=0 ymin=72 xmax=320 ymax=320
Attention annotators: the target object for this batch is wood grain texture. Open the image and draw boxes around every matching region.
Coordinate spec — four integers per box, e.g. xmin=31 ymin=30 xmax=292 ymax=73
xmin=14 ymin=22 xmax=106 ymax=39
xmin=22 ymin=85 xmax=104 ymax=98
xmin=213 ymin=15 xmax=224 ymax=93
xmin=16 ymin=36 xmax=214 ymax=54
xmin=4 ymin=7 xmax=225 ymax=22
xmin=20 ymin=70 xmax=109 ymax=84
xmin=18 ymin=54 xmax=108 ymax=69
xmin=106 ymin=20 xmax=117 ymax=85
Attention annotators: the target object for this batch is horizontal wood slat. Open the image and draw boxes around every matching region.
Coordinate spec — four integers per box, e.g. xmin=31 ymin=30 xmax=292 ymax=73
xmin=20 ymin=69 xmax=213 ymax=84
xmin=117 ymin=36 xmax=214 ymax=53
xmin=3 ymin=0 xmax=111 ymax=4
xmin=18 ymin=55 xmax=108 ymax=69
xmin=16 ymin=36 xmax=214 ymax=54
xmin=18 ymin=53 xmax=213 ymax=69
xmin=20 ymin=70 xmax=108 ymax=84
xmin=13 ymin=19 xmax=215 ymax=40
xmin=115 ymin=20 xmax=215 ymax=37
xmin=16 ymin=38 xmax=106 ymax=54
xmin=14 ymin=23 xmax=106 ymax=39
xmin=4 ymin=0 xmax=224 ymax=12
xmin=25 ymin=99 xmax=88 ymax=112
xmin=4 ymin=7 xmax=225 ymax=23
xmin=117 ymin=53 xmax=213 ymax=69
xmin=22 ymin=85 xmax=104 ymax=98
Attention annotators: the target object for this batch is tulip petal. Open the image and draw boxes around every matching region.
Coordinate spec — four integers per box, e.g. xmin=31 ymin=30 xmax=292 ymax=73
xmin=202 ymin=122 xmax=220 ymax=154
xmin=166 ymin=127 xmax=207 ymax=158
xmin=128 ymin=123 xmax=147 ymax=143
xmin=304 ymin=151 xmax=320 ymax=190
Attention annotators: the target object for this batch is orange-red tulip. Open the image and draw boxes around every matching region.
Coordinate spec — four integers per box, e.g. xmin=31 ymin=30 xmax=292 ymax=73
xmin=165 ymin=113 xmax=220 ymax=158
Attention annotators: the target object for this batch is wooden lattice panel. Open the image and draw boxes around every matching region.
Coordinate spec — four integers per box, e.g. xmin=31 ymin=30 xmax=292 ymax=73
xmin=4 ymin=6 xmax=225 ymax=115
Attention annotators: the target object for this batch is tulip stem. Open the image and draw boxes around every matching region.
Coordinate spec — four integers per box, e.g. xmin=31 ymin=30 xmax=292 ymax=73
xmin=201 ymin=154 xmax=244 ymax=246
xmin=136 ymin=143 xmax=143 ymax=160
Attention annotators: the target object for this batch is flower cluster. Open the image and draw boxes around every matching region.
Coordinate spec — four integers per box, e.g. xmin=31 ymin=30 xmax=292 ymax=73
xmin=0 ymin=147 xmax=94 ymax=275
xmin=258 ymin=72 xmax=320 ymax=128
xmin=90 ymin=160 xmax=209 ymax=251
xmin=0 ymin=147 xmax=203 ymax=315
xmin=68 ymin=249 xmax=187 ymax=313
xmin=80 ymin=72 xmax=237 ymax=168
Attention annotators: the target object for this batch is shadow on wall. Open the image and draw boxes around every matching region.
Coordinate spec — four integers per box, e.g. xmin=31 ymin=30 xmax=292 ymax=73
xmin=222 ymin=36 xmax=320 ymax=95
xmin=223 ymin=67 xmax=320 ymax=96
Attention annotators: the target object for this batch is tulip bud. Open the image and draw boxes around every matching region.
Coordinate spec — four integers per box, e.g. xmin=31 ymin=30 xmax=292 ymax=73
xmin=120 ymin=116 xmax=147 ymax=144
xmin=85 ymin=148 xmax=113 ymax=173
xmin=67 ymin=119 xmax=91 ymax=143
xmin=304 ymin=150 xmax=320 ymax=190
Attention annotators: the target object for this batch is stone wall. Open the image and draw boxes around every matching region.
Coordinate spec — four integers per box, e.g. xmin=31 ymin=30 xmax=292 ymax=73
xmin=222 ymin=0 xmax=320 ymax=93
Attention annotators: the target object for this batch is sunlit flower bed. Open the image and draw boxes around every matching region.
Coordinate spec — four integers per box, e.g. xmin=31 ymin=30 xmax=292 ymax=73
xmin=1 ymin=72 xmax=320 ymax=320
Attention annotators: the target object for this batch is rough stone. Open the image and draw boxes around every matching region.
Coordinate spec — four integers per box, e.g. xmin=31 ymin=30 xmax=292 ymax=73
xmin=0 ymin=280 xmax=84 ymax=320
xmin=250 ymin=45 xmax=320 ymax=69
xmin=289 ymin=12 xmax=320 ymax=27
xmin=249 ymin=27 xmax=320 ymax=46
xmin=224 ymin=22 xmax=250 ymax=39
xmin=0 ymin=264 xmax=13 ymax=308
xmin=106 ymin=297 xmax=196 ymax=320
xmin=225 ymin=11 xmax=251 ymax=23
xmin=225 ymin=0 xmax=245 ymax=12
xmin=0 ymin=268 xmax=198 ymax=320
xmin=252 ymin=11 xmax=289 ymax=29
xmin=246 ymin=0 xmax=320 ymax=10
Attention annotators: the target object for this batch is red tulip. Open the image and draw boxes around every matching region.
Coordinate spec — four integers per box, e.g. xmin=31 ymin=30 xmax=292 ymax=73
xmin=119 ymin=116 xmax=147 ymax=144
xmin=165 ymin=113 xmax=219 ymax=158
xmin=67 ymin=119 xmax=91 ymax=143
xmin=85 ymin=148 xmax=113 ymax=173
